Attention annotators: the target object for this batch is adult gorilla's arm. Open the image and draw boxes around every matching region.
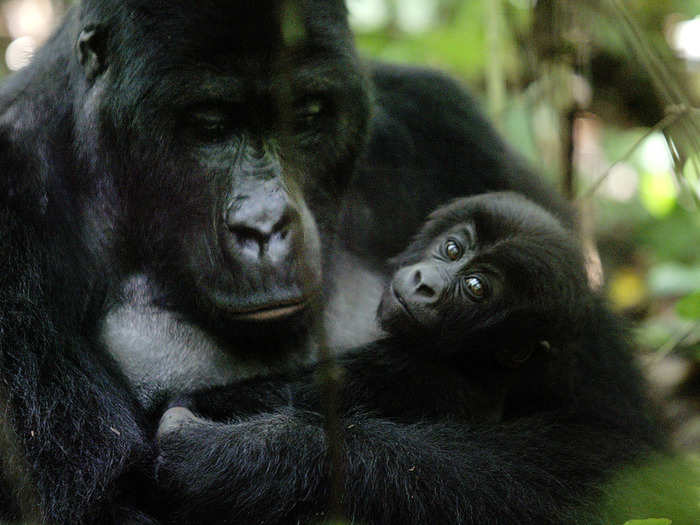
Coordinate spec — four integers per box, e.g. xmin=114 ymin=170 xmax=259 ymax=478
xmin=0 ymin=134 xmax=154 ymax=524
xmin=0 ymin=11 xmax=161 ymax=522
xmin=156 ymin=310 xmax=658 ymax=525
xmin=156 ymin=408 xmax=642 ymax=524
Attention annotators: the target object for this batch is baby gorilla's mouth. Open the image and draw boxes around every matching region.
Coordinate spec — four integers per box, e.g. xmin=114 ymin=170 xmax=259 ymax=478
xmin=393 ymin=286 xmax=420 ymax=326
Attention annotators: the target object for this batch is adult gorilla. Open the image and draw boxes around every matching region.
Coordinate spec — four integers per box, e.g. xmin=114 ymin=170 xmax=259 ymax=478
xmin=0 ymin=1 xmax=656 ymax=524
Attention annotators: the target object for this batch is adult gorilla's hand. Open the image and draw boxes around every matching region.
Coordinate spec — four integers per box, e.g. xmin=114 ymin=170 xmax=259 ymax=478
xmin=155 ymin=398 xmax=652 ymax=525
xmin=155 ymin=407 xmax=329 ymax=525
xmin=157 ymin=407 xmax=200 ymax=443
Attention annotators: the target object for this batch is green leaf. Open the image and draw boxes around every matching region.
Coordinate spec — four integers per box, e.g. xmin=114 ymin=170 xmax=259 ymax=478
xmin=601 ymin=454 xmax=700 ymax=525
xmin=640 ymin=170 xmax=677 ymax=218
xmin=623 ymin=520 xmax=672 ymax=525
xmin=677 ymin=291 xmax=700 ymax=320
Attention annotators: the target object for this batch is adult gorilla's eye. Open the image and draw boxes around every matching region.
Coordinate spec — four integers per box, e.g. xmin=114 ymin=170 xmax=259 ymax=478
xmin=445 ymin=240 xmax=463 ymax=261
xmin=464 ymin=275 xmax=488 ymax=301
xmin=186 ymin=108 xmax=233 ymax=141
xmin=295 ymin=96 xmax=327 ymax=129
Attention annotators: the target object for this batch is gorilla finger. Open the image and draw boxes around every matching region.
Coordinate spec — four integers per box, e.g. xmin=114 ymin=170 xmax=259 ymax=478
xmin=156 ymin=406 xmax=200 ymax=442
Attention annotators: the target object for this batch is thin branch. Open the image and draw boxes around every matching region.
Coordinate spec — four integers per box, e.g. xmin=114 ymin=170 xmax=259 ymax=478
xmin=313 ymin=311 xmax=346 ymax=521
xmin=486 ymin=0 xmax=506 ymax=127
xmin=652 ymin=320 xmax=700 ymax=364
xmin=607 ymin=0 xmax=700 ymax=144
xmin=576 ymin=107 xmax=687 ymax=201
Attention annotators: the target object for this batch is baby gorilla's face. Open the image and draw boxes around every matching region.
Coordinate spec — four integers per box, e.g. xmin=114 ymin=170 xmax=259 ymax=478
xmin=376 ymin=193 xmax=589 ymax=359
xmin=377 ymin=222 xmax=501 ymax=337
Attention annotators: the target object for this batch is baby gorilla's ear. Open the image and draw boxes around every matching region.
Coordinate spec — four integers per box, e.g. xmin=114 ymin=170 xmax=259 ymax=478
xmin=77 ymin=25 xmax=109 ymax=81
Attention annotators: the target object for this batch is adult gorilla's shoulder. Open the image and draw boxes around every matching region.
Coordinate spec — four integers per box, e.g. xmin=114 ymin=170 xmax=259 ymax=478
xmin=338 ymin=61 xmax=574 ymax=263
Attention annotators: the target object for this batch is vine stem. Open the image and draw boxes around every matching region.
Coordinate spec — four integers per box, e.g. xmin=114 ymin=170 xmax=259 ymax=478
xmin=577 ymin=108 xmax=687 ymax=201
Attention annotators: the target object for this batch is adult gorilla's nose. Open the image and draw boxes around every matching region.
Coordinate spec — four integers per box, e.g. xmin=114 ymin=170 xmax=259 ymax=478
xmin=224 ymin=186 xmax=300 ymax=264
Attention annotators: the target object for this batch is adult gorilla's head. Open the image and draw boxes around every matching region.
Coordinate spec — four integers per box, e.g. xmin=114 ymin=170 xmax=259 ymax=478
xmin=68 ymin=1 xmax=370 ymax=335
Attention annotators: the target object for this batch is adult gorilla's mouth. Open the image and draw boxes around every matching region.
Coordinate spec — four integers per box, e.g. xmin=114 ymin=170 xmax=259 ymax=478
xmin=229 ymin=298 xmax=309 ymax=322
xmin=203 ymin=284 xmax=316 ymax=323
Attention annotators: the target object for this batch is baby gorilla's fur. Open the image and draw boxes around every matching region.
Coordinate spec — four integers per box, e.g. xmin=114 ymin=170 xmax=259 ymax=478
xmin=169 ymin=191 xmax=592 ymax=428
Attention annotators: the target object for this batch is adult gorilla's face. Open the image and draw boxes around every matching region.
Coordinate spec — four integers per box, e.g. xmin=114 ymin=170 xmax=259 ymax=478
xmin=77 ymin=1 xmax=369 ymax=332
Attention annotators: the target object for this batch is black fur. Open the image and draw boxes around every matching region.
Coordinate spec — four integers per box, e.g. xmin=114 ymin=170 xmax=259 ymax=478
xmin=0 ymin=1 xmax=656 ymax=524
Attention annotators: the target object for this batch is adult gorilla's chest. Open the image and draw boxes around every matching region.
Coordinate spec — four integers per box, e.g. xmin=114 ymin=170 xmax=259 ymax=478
xmin=101 ymin=275 xmax=276 ymax=410
xmin=102 ymin=251 xmax=386 ymax=412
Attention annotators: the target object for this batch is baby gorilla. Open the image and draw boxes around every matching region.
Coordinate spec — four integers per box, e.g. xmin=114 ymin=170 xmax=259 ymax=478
xmin=161 ymin=191 xmax=592 ymax=429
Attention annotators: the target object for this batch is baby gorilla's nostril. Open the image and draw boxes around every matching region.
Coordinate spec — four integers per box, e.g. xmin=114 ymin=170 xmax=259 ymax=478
xmin=412 ymin=269 xmax=422 ymax=286
xmin=410 ymin=268 xmax=436 ymax=297
xmin=415 ymin=282 xmax=436 ymax=298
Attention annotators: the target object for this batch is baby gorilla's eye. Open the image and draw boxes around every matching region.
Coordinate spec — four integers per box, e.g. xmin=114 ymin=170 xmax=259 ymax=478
xmin=445 ymin=240 xmax=463 ymax=261
xmin=464 ymin=275 xmax=487 ymax=301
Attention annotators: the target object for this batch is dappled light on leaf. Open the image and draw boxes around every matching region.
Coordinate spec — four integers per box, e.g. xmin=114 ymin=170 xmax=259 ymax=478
xmin=640 ymin=170 xmax=678 ymax=217
xmin=601 ymin=454 xmax=700 ymax=525
xmin=609 ymin=267 xmax=648 ymax=311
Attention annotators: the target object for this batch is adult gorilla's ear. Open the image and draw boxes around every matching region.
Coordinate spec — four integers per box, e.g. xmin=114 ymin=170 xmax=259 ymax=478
xmin=77 ymin=25 xmax=108 ymax=81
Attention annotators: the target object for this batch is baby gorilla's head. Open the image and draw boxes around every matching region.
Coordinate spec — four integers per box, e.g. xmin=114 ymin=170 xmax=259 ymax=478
xmin=377 ymin=192 xmax=592 ymax=352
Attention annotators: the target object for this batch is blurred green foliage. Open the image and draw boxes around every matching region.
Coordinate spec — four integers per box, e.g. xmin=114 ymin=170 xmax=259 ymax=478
xmin=624 ymin=520 xmax=672 ymax=525
xmin=354 ymin=1 xmax=519 ymax=81
xmin=602 ymin=454 xmax=700 ymax=525
xmin=678 ymin=292 xmax=700 ymax=320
